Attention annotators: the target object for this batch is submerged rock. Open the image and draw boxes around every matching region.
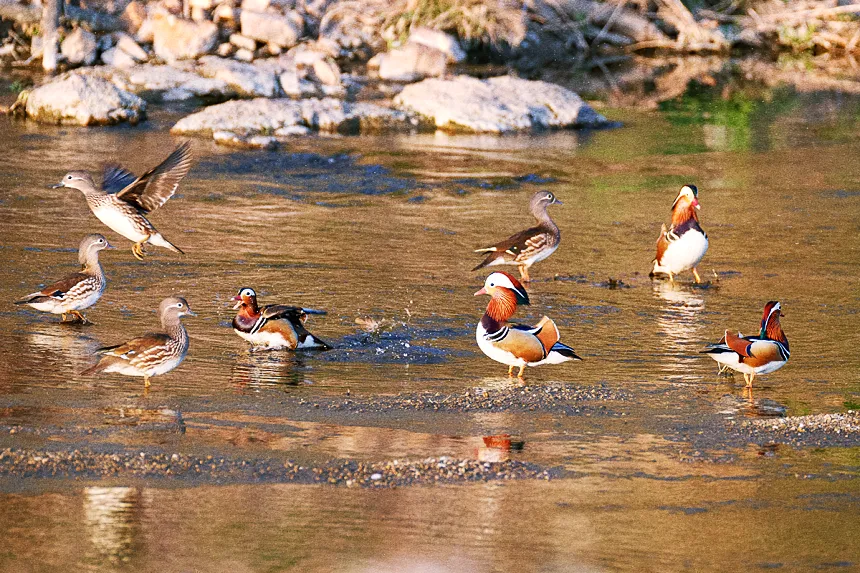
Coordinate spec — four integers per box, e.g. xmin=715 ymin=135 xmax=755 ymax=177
xmin=20 ymin=73 xmax=146 ymax=126
xmin=395 ymin=75 xmax=609 ymax=133
xmin=171 ymin=97 xmax=419 ymax=144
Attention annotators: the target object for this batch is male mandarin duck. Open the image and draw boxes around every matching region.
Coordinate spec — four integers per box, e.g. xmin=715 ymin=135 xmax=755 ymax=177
xmin=702 ymin=301 xmax=790 ymax=388
xmin=475 ymin=272 xmax=581 ymax=379
xmin=232 ymin=287 xmax=331 ymax=350
xmin=53 ymin=142 xmax=192 ymax=260
xmin=473 ymin=190 xmax=561 ymax=283
xmin=650 ymin=184 xmax=709 ymax=283
xmin=82 ymin=296 xmax=194 ymax=388
xmin=15 ymin=234 xmax=113 ymax=323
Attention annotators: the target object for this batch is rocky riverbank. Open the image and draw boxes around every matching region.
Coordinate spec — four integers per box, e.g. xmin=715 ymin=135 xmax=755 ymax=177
xmin=4 ymin=1 xmax=860 ymax=137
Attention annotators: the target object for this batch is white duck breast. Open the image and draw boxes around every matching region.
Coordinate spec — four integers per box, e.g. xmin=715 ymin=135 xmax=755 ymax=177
xmin=93 ymin=204 xmax=150 ymax=242
xmin=657 ymin=230 xmax=708 ymax=274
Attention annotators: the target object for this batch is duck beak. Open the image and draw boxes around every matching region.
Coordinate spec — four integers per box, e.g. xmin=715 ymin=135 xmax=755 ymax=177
xmin=474 ymin=287 xmax=487 ymax=296
xmin=105 ymin=242 xmax=116 ymax=250
xmin=232 ymin=296 xmax=243 ymax=310
xmin=691 ymin=198 xmax=700 ymax=210
xmin=185 ymin=310 xmax=197 ymax=317
xmin=554 ymin=198 xmax=563 ymax=205
xmin=51 ymin=182 xmax=65 ymax=189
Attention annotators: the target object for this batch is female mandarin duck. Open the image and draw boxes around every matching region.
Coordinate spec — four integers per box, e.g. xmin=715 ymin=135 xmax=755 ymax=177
xmin=475 ymin=272 xmax=581 ymax=379
xmin=702 ymin=301 xmax=790 ymax=388
xmin=15 ymin=234 xmax=113 ymax=323
xmin=473 ymin=190 xmax=561 ymax=283
xmin=82 ymin=296 xmax=194 ymax=388
xmin=232 ymin=287 xmax=331 ymax=350
xmin=650 ymin=184 xmax=709 ymax=283
xmin=53 ymin=142 xmax=192 ymax=260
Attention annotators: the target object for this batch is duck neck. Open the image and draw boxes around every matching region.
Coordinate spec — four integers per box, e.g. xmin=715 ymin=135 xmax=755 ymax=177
xmin=532 ymin=203 xmax=556 ymax=228
xmin=82 ymin=252 xmax=104 ymax=277
xmin=482 ymin=291 xmax=518 ymax=332
xmin=162 ymin=316 xmax=187 ymax=343
xmin=232 ymin=305 xmax=260 ymax=331
xmin=671 ymin=202 xmax=699 ymax=230
xmin=763 ymin=317 xmax=789 ymax=349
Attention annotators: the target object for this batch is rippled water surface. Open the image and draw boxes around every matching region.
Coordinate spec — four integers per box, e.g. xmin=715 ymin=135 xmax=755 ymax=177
xmin=0 ymin=83 xmax=859 ymax=572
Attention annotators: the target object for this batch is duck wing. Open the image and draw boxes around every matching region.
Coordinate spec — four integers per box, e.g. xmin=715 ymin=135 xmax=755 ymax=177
xmin=115 ymin=142 xmax=193 ymax=213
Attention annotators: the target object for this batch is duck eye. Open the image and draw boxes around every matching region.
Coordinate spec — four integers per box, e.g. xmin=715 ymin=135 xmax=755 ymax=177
xmin=177 ymin=303 xmax=184 ymax=308
xmin=489 ymin=283 xmax=495 ymax=287
xmin=66 ymin=175 xmax=72 ymax=180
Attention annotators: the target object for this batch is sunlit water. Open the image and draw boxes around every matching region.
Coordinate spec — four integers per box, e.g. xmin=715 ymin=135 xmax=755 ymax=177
xmin=0 ymin=83 xmax=858 ymax=571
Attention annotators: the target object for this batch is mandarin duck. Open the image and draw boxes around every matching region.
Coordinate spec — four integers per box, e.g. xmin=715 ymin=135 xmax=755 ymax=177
xmin=81 ymin=296 xmax=194 ymax=388
xmin=475 ymin=272 xmax=581 ymax=379
xmin=702 ymin=301 xmax=790 ymax=388
xmin=473 ymin=190 xmax=561 ymax=283
xmin=232 ymin=287 xmax=331 ymax=350
xmin=53 ymin=142 xmax=193 ymax=260
xmin=15 ymin=234 xmax=113 ymax=323
xmin=650 ymin=185 xmax=709 ymax=283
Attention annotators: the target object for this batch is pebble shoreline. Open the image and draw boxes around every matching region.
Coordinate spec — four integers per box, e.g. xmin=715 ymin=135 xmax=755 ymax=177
xmin=0 ymin=448 xmax=555 ymax=487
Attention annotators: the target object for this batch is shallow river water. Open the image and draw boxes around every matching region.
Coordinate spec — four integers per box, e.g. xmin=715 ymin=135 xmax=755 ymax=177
xmin=0 ymin=83 xmax=858 ymax=572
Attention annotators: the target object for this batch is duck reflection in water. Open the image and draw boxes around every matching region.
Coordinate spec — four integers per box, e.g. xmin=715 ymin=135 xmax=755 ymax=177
xmin=476 ymin=434 xmax=525 ymax=463
xmin=83 ymin=486 xmax=143 ymax=566
xmin=652 ymin=281 xmax=706 ymax=378
xmin=231 ymin=351 xmax=308 ymax=389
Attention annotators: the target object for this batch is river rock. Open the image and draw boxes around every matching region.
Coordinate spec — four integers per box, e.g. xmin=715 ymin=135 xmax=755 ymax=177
xmin=153 ymin=14 xmax=219 ymax=62
xmin=279 ymin=69 xmax=318 ymax=97
xmin=408 ymin=27 xmax=466 ymax=63
xmin=22 ymin=73 xmax=146 ymax=126
xmin=101 ymin=47 xmax=137 ymax=68
xmin=240 ymin=10 xmax=301 ymax=48
xmin=124 ymin=64 xmax=234 ymax=100
xmin=115 ymin=33 xmax=148 ymax=62
xmin=371 ymin=43 xmax=446 ymax=82
xmin=395 ymin=75 xmax=609 ymax=133
xmin=61 ymin=28 xmax=98 ymax=66
xmin=230 ymin=33 xmax=257 ymax=51
xmin=172 ymin=97 xmax=417 ymax=142
xmin=311 ymin=58 xmax=340 ymax=86
xmin=197 ymin=55 xmax=279 ymax=97
xmin=121 ymin=1 xmax=148 ymax=35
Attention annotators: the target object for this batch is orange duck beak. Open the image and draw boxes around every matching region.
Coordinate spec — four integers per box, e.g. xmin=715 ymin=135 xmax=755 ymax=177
xmin=474 ymin=287 xmax=487 ymax=296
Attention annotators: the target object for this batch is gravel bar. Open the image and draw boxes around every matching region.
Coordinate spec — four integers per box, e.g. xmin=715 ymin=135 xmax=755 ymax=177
xmin=0 ymin=448 xmax=557 ymax=487
xmin=734 ymin=411 xmax=860 ymax=447
xmin=301 ymin=383 xmax=626 ymax=414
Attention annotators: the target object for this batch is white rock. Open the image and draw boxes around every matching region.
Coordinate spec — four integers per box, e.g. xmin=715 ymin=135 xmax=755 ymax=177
xmin=115 ymin=33 xmax=148 ymax=62
xmin=274 ymin=125 xmax=310 ymax=136
xmin=240 ymin=10 xmax=301 ymax=48
xmin=61 ymin=28 xmax=98 ymax=66
xmin=124 ymin=63 xmax=234 ymax=100
xmin=197 ymin=55 xmax=279 ymax=97
xmin=213 ymin=3 xmax=238 ymax=24
xmin=230 ymin=33 xmax=257 ymax=51
xmin=241 ymin=0 xmax=269 ymax=11
xmin=190 ymin=0 xmax=215 ymax=9
xmin=311 ymin=58 xmax=340 ymax=86
xmin=395 ymin=75 xmax=609 ymax=133
xmin=375 ymin=43 xmax=446 ymax=82
xmin=279 ymin=69 xmax=317 ymax=97
xmin=101 ymin=47 xmax=137 ymax=68
xmin=217 ymin=42 xmax=235 ymax=57
xmin=135 ymin=15 xmax=156 ymax=44
xmin=408 ymin=27 xmax=466 ymax=63
xmin=171 ymin=97 xmax=414 ymax=137
xmin=152 ymin=14 xmax=219 ymax=63
xmin=234 ymin=48 xmax=254 ymax=62
xmin=24 ymin=73 xmax=146 ymax=126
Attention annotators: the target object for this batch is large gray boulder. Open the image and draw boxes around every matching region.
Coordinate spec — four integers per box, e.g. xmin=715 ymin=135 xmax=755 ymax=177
xmin=124 ymin=64 xmax=234 ymax=100
xmin=395 ymin=75 xmax=609 ymax=133
xmin=21 ymin=73 xmax=146 ymax=125
xmin=197 ymin=56 xmax=279 ymax=97
xmin=171 ymin=97 xmax=418 ymax=145
xmin=240 ymin=10 xmax=301 ymax=48
xmin=152 ymin=14 xmax=219 ymax=63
